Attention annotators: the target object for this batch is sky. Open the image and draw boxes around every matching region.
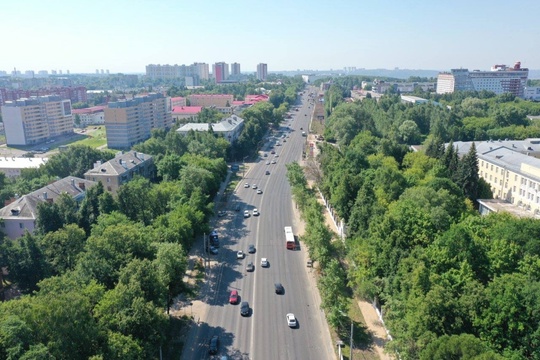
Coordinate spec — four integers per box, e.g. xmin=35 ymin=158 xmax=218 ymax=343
xmin=2 ymin=0 xmax=539 ymax=74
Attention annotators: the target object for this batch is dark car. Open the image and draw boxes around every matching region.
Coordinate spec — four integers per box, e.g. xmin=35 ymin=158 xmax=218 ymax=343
xmin=248 ymin=244 xmax=256 ymax=253
xmin=246 ymin=262 xmax=254 ymax=272
xmin=209 ymin=335 xmax=219 ymax=354
xmin=275 ymin=283 xmax=284 ymax=294
xmin=265 ymin=170 xmax=270 ymax=175
xmin=240 ymin=301 xmax=250 ymax=316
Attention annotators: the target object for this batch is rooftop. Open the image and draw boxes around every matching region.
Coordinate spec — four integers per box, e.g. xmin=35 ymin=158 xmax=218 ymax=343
xmin=85 ymin=151 xmax=152 ymax=176
xmin=172 ymin=106 xmax=203 ymax=114
xmin=0 ymin=157 xmax=48 ymax=169
xmin=72 ymin=106 xmax=106 ymax=114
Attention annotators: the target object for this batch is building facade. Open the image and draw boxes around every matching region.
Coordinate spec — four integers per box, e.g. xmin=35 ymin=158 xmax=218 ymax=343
xmin=1 ymin=95 xmax=73 ymax=146
xmin=177 ymin=115 xmax=244 ymax=143
xmin=256 ymin=63 xmax=268 ymax=81
xmin=187 ymin=94 xmax=233 ymax=107
xmin=436 ymin=62 xmax=529 ymax=97
xmin=72 ymin=106 xmax=106 ymax=127
xmin=0 ymin=157 xmax=48 ymax=179
xmin=84 ymin=151 xmax=154 ymax=194
xmin=524 ymin=87 xmax=540 ymax=101
xmin=213 ymin=62 xmax=229 ymax=83
xmin=171 ymin=106 xmax=203 ymax=123
xmin=0 ymin=177 xmax=96 ymax=239
xmin=231 ymin=63 xmax=241 ymax=76
xmin=0 ymin=86 xmax=87 ymax=105
xmin=104 ymin=93 xmax=171 ymax=149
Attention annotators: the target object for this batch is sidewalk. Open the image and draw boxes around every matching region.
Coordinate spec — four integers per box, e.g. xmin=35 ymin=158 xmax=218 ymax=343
xmin=305 ymin=180 xmax=394 ymax=360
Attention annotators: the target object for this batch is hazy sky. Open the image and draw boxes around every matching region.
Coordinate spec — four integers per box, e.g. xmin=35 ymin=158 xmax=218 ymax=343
xmin=2 ymin=0 xmax=539 ymax=74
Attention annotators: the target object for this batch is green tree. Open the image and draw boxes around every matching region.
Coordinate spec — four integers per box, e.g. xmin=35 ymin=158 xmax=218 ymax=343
xmin=40 ymin=224 xmax=86 ymax=275
xmin=456 ymin=142 xmax=480 ymax=202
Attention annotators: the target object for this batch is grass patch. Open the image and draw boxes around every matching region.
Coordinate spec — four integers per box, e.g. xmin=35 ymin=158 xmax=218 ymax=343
xmin=332 ymin=297 xmax=379 ymax=360
xmin=71 ymin=127 xmax=107 ymax=148
xmin=310 ymin=117 xmax=326 ymax=135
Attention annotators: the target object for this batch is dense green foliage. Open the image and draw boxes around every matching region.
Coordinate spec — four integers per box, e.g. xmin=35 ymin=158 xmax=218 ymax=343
xmin=310 ymin=85 xmax=540 ymax=358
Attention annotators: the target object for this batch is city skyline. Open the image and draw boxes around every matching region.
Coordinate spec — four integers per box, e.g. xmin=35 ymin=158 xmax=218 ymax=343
xmin=2 ymin=0 xmax=540 ymax=74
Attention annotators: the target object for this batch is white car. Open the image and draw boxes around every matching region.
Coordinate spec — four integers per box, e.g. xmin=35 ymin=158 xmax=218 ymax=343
xmin=286 ymin=313 xmax=297 ymax=327
xmin=261 ymin=258 xmax=268 ymax=267
xmin=252 ymin=209 xmax=259 ymax=216
xmin=237 ymin=251 xmax=245 ymax=259
xmin=271 ymin=160 xmax=276 ymax=164
xmin=266 ymin=161 xmax=270 ymax=165
xmin=244 ymin=183 xmax=250 ymax=188
xmin=256 ymin=189 xmax=263 ymax=194
xmin=244 ymin=210 xmax=250 ymax=218
xmin=252 ymin=184 xmax=257 ymax=189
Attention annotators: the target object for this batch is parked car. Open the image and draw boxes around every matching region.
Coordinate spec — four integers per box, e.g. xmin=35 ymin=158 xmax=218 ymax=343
xmin=241 ymin=301 xmax=250 ymax=316
xmin=244 ymin=210 xmax=250 ymax=218
xmin=229 ymin=290 xmax=239 ymax=304
xmin=237 ymin=251 xmax=245 ymax=259
xmin=209 ymin=246 xmax=218 ymax=255
xmin=286 ymin=313 xmax=297 ymax=327
xmin=209 ymin=335 xmax=219 ymax=354
xmin=217 ymin=211 xmax=226 ymax=217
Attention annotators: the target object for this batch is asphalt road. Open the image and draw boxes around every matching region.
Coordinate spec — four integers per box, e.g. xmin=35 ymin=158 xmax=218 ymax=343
xmin=182 ymin=87 xmax=334 ymax=360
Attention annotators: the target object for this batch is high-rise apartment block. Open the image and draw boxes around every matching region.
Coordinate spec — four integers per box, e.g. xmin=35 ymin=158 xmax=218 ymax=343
xmin=231 ymin=63 xmax=241 ymax=76
xmin=436 ymin=62 xmax=529 ymax=98
xmin=256 ymin=63 xmax=268 ymax=81
xmin=104 ymin=93 xmax=171 ymax=149
xmin=145 ymin=63 xmax=209 ymax=81
xmin=1 ymin=96 xmax=73 ymax=146
xmin=0 ymin=86 xmax=87 ymax=105
xmin=213 ymin=62 xmax=230 ymax=83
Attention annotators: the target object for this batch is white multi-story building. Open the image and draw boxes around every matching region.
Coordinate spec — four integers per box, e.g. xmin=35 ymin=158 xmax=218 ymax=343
xmin=1 ymin=95 xmax=73 ymax=146
xmin=257 ymin=63 xmax=268 ymax=81
xmin=176 ymin=115 xmax=244 ymax=143
xmin=72 ymin=106 xmax=106 ymax=127
xmin=0 ymin=157 xmax=48 ymax=179
xmin=436 ymin=62 xmax=529 ymax=97
xmin=524 ymin=87 xmax=540 ymax=101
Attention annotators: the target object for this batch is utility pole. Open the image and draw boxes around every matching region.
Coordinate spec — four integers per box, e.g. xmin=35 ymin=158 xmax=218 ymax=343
xmin=350 ymin=321 xmax=353 ymax=360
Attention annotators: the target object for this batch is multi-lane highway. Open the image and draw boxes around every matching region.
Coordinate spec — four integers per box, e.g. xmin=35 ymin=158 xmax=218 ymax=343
xmin=182 ymin=87 xmax=334 ymax=360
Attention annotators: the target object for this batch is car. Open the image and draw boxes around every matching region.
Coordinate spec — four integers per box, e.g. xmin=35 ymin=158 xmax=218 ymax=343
xmin=275 ymin=283 xmax=284 ymax=294
xmin=237 ymin=250 xmax=245 ymax=259
xmin=265 ymin=170 xmax=270 ymax=175
xmin=252 ymin=209 xmax=259 ymax=216
xmin=246 ymin=262 xmax=254 ymax=272
xmin=209 ymin=246 xmax=218 ymax=255
xmin=261 ymin=258 xmax=269 ymax=267
xmin=266 ymin=161 xmax=270 ymax=165
xmin=240 ymin=301 xmax=250 ymax=316
xmin=243 ymin=210 xmax=250 ymax=218
xmin=264 ymin=153 xmax=268 ymax=157
xmin=252 ymin=184 xmax=257 ymax=189
xmin=274 ymin=154 xmax=279 ymax=158
xmin=270 ymin=150 xmax=275 ymax=154
xmin=276 ymin=142 xmax=281 ymax=146
xmin=235 ymin=204 xmax=241 ymax=211
xmin=229 ymin=290 xmax=239 ymax=304
xmin=256 ymin=189 xmax=263 ymax=194
xmin=244 ymin=183 xmax=250 ymax=188
xmin=300 ymin=127 xmax=303 ymax=130
xmin=271 ymin=160 xmax=276 ymax=164
xmin=209 ymin=335 xmax=219 ymax=354
xmin=286 ymin=313 xmax=297 ymax=327
xmin=217 ymin=210 xmax=226 ymax=217
xmin=248 ymin=244 xmax=256 ymax=253
xmin=283 ymin=139 xmax=286 ymax=142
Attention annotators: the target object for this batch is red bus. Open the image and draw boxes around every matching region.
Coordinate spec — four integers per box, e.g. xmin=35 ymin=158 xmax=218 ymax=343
xmin=285 ymin=226 xmax=295 ymax=250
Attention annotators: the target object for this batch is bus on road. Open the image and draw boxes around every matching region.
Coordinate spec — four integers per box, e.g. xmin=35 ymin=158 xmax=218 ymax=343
xmin=285 ymin=226 xmax=295 ymax=250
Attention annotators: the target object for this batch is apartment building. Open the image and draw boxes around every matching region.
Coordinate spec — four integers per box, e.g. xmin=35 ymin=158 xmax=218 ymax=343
xmin=170 ymin=96 xmax=187 ymax=108
xmin=436 ymin=62 xmax=529 ymax=98
xmin=371 ymin=80 xmax=436 ymax=94
xmin=0 ymin=86 xmax=87 ymax=105
xmin=524 ymin=87 xmax=540 ymax=101
xmin=72 ymin=105 xmax=105 ymax=127
xmin=0 ymin=177 xmax=96 ymax=239
xmin=0 ymin=157 xmax=48 ymax=179
xmin=177 ymin=115 xmax=244 ymax=143
xmin=452 ymin=139 xmax=540 ymax=217
xmin=104 ymin=93 xmax=171 ymax=149
xmin=187 ymin=94 xmax=233 ymax=107
xmin=231 ymin=63 xmax=241 ymax=76
xmin=146 ymin=63 xmax=209 ymax=82
xmin=1 ymin=95 xmax=73 ymax=146
xmin=172 ymin=106 xmax=203 ymax=123
xmin=256 ymin=63 xmax=268 ymax=81
xmin=84 ymin=151 xmax=154 ymax=194
xmin=213 ymin=62 xmax=229 ymax=83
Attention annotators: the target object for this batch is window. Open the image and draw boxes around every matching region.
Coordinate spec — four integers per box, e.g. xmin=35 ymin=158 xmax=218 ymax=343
xmin=496 ymin=167 xmax=498 ymax=174
xmin=19 ymin=223 xmax=24 ymax=229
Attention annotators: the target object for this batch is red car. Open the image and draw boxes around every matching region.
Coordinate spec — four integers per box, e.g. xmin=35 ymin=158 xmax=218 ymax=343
xmin=229 ymin=290 xmax=239 ymax=304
